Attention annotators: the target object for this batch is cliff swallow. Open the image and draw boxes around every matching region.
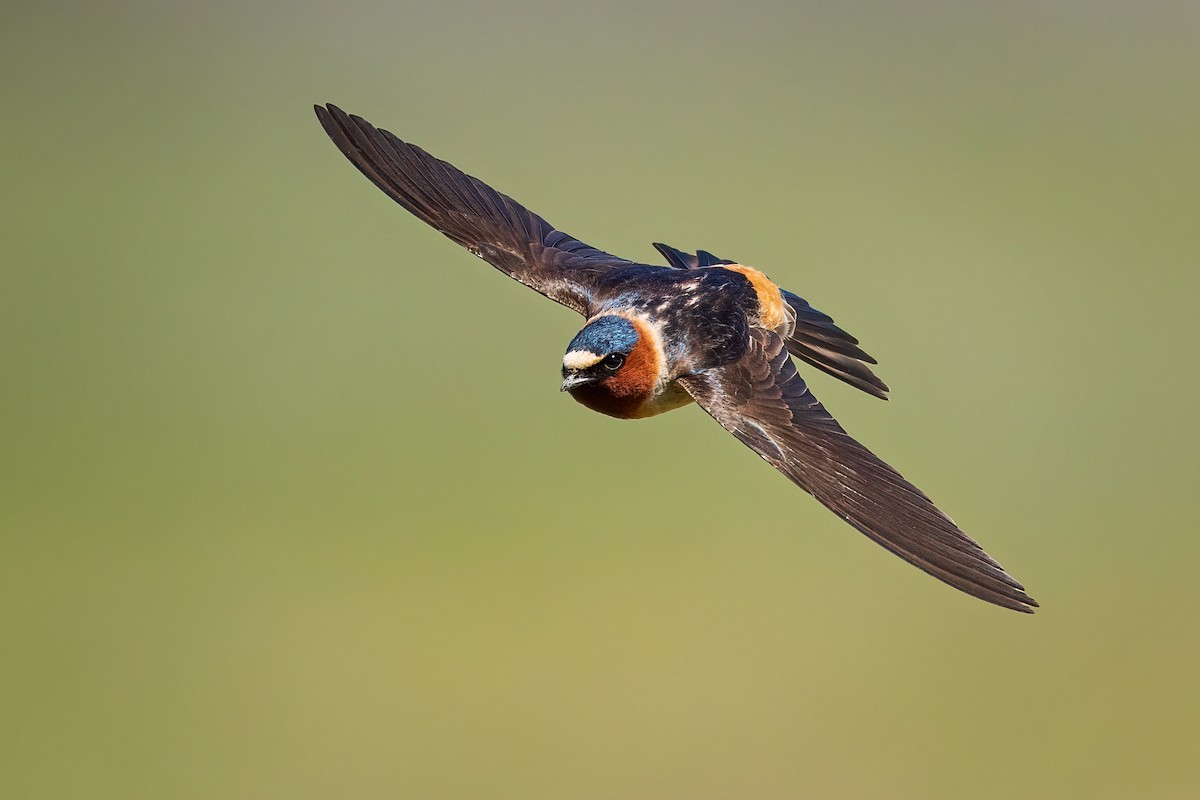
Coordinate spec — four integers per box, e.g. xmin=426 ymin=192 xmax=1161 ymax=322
xmin=315 ymin=103 xmax=1036 ymax=613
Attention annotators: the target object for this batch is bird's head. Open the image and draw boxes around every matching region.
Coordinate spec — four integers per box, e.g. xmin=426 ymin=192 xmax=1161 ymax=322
xmin=560 ymin=314 xmax=663 ymax=417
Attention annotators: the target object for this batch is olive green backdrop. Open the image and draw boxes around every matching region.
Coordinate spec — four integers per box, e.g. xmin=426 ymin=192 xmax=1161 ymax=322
xmin=3 ymin=1 xmax=1197 ymax=798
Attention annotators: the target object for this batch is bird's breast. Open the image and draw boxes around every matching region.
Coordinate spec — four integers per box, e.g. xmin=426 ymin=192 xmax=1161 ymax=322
xmin=569 ymin=379 xmax=693 ymax=419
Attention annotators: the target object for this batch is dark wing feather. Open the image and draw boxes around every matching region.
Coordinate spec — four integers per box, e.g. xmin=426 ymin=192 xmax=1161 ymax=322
xmin=653 ymin=242 xmax=733 ymax=269
xmin=653 ymin=243 xmax=889 ymax=399
xmin=679 ymin=329 xmax=1036 ymax=612
xmin=779 ymin=288 xmax=890 ymax=400
xmin=316 ymin=104 xmax=631 ymax=314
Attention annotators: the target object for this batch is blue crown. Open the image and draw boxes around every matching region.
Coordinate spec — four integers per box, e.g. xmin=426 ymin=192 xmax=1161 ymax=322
xmin=566 ymin=315 xmax=638 ymax=356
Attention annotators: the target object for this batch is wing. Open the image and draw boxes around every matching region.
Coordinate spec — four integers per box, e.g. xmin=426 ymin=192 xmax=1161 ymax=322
xmin=653 ymin=243 xmax=889 ymax=399
xmin=679 ymin=329 xmax=1036 ymax=612
xmin=316 ymin=104 xmax=633 ymax=314
xmin=778 ymin=287 xmax=890 ymax=400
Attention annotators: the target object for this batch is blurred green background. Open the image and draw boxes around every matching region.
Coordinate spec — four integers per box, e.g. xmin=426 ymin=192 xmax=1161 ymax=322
xmin=3 ymin=1 xmax=1198 ymax=797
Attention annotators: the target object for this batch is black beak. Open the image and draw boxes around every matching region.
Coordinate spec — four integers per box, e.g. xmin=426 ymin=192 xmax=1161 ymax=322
xmin=560 ymin=372 xmax=596 ymax=392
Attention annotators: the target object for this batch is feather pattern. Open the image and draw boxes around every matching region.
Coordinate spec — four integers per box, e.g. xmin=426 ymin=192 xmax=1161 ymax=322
xmin=316 ymin=105 xmax=1034 ymax=612
xmin=652 ymin=243 xmax=889 ymax=399
xmin=679 ymin=329 xmax=1036 ymax=612
xmin=315 ymin=104 xmax=630 ymax=315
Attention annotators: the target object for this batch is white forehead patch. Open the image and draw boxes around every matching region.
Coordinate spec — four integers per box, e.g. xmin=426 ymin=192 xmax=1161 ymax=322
xmin=563 ymin=350 xmax=604 ymax=370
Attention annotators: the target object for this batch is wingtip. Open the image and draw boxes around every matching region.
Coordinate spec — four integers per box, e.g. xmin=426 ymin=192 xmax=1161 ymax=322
xmin=651 ymin=242 xmax=694 ymax=270
xmin=1000 ymin=583 xmax=1039 ymax=613
xmin=315 ymin=103 xmax=354 ymax=127
xmin=974 ymin=574 xmax=1039 ymax=613
xmin=959 ymin=581 xmax=1038 ymax=614
xmin=652 ymin=241 xmax=682 ymax=259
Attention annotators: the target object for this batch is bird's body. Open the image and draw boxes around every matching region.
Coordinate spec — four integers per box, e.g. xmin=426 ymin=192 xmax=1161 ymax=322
xmin=315 ymin=103 xmax=1037 ymax=613
xmin=559 ymin=266 xmax=764 ymax=419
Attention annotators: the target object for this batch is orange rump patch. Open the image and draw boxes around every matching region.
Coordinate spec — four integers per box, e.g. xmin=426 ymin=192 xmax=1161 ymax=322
xmin=725 ymin=264 xmax=790 ymax=333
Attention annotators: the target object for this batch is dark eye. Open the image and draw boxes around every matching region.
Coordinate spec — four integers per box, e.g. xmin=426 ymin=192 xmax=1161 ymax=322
xmin=602 ymin=353 xmax=625 ymax=371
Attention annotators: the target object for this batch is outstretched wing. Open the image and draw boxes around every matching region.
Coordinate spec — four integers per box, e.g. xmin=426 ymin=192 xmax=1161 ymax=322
xmin=316 ymin=104 xmax=633 ymax=314
xmin=653 ymin=243 xmax=889 ymax=399
xmin=679 ymin=328 xmax=1036 ymax=612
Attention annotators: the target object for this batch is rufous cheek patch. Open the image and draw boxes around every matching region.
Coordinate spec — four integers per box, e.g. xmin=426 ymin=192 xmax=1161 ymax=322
xmin=605 ymin=333 xmax=658 ymax=400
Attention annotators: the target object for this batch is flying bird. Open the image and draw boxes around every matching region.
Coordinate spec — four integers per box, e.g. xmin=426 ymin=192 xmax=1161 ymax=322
xmin=314 ymin=103 xmax=1037 ymax=613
